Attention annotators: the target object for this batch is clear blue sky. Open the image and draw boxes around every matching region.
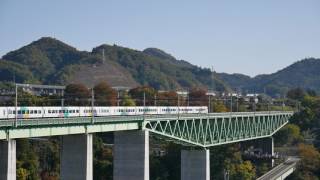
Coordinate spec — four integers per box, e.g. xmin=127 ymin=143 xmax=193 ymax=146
xmin=1 ymin=0 xmax=320 ymax=76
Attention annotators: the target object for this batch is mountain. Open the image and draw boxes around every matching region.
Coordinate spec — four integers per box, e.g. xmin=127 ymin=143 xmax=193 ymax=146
xmin=218 ymin=58 xmax=320 ymax=96
xmin=0 ymin=37 xmax=229 ymax=91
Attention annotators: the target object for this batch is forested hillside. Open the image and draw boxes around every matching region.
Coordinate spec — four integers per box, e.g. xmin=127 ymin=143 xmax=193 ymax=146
xmin=219 ymin=58 xmax=320 ymax=96
xmin=0 ymin=37 xmax=229 ymax=91
xmin=2 ymin=37 xmax=320 ymax=96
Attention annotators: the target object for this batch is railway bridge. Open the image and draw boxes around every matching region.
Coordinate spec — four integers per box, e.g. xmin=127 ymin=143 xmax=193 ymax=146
xmin=0 ymin=111 xmax=293 ymax=180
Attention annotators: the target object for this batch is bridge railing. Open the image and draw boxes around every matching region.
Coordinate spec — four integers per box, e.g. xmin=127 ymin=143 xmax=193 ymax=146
xmin=0 ymin=111 xmax=293 ymax=129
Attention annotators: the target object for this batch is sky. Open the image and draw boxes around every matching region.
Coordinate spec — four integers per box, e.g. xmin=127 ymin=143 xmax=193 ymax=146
xmin=1 ymin=0 xmax=320 ymax=76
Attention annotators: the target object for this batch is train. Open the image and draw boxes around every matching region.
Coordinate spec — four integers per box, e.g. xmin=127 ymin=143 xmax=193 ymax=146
xmin=0 ymin=106 xmax=208 ymax=119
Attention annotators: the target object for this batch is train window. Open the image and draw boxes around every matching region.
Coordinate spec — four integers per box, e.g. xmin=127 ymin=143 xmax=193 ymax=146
xmin=30 ymin=110 xmax=33 ymax=114
xmin=76 ymin=110 xmax=79 ymax=113
xmin=38 ymin=110 xmax=41 ymax=114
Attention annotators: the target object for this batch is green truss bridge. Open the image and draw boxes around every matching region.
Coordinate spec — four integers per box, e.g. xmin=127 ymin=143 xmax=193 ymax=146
xmin=0 ymin=111 xmax=293 ymax=180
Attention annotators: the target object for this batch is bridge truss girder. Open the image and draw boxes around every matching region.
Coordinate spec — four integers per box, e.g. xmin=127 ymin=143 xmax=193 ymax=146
xmin=144 ymin=112 xmax=293 ymax=148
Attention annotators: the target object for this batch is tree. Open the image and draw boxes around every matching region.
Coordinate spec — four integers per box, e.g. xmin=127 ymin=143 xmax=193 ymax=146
xmin=274 ymin=124 xmax=302 ymax=146
xmin=16 ymin=139 xmax=40 ymax=180
xmin=93 ymin=135 xmax=113 ymax=180
xmin=291 ymin=144 xmax=320 ymax=179
xmin=212 ymin=100 xmax=228 ymax=112
xmin=287 ymin=88 xmax=305 ymax=101
xmin=94 ymin=82 xmax=117 ymax=106
xmin=129 ymin=86 xmax=157 ymax=106
xmin=64 ymin=83 xmax=90 ymax=105
xmin=157 ymin=91 xmax=178 ymax=106
xmin=17 ymin=168 xmax=29 ymax=180
xmin=121 ymin=94 xmax=136 ymax=106
xmin=233 ymin=161 xmax=256 ymax=180
xmin=189 ymin=88 xmax=208 ymax=106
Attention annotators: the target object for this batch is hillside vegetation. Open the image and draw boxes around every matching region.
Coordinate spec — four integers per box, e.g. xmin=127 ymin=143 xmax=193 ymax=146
xmin=2 ymin=37 xmax=320 ymax=96
xmin=219 ymin=58 xmax=320 ymax=96
xmin=0 ymin=37 xmax=229 ymax=91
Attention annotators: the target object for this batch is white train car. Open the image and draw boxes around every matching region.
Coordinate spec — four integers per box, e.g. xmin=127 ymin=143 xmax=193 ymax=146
xmin=0 ymin=106 xmax=208 ymax=119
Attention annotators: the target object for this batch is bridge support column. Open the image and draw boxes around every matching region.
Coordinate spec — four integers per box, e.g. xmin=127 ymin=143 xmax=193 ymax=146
xmin=114 ymin=130 xmax=149 ymax=180
xmin=181 ymin=149 xmax=210 ymax=180
xmin=265 ymin=137 xmax=274 ymax=167
xmin=60 ymin=134 xmax=93 ymax=180
xmin=257 ymin=137 xmax=274 ymax=167
xmin=0 ymin=140 xmax=16 ymax=180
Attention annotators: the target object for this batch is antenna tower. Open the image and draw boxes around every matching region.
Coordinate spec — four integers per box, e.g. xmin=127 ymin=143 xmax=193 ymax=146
xmin=102 ymin=48 xmax=105 ymax=64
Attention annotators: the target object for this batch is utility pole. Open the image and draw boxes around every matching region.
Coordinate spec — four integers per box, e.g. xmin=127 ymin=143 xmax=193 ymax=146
xmin=154 ymin=95 xmax=157 ymax=106
xmin=143 ymin=92 xmax=146 ymax=107
xmin=230 ymin=96 xmax=233 ymax=112
xmin=15 ymin=83 xmax=18 ymax=127
xmin=187 ymin=91 xmax=189 ymax=106
xmin=208 ymin=95 xmax=211 ymax=113
xmin=236 ymin=97 xmax=239 ymax=112
xmin=117 ymin=91 xmax=120 ymax=106
xmin=91 ymin=88 xmax=95 ymax=124
xmin=102 ymin=48 xmax=105 ymax=64
xmin=61 ymin=91 xmax=64 ymax=107
xmin=177 ymin=94 xmax=180 ymax=118
xmin=211 ymin=66 xmax=215 ymax=91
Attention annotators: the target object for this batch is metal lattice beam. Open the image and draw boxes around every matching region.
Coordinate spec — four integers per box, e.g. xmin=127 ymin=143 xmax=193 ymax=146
xmin=143 ymin=111 xmax=294 ymax=148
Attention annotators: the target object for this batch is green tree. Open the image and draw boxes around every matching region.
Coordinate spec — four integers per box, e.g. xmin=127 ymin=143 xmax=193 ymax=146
xmin=16 ymin=139 xmax=40 ymax=180
xmin=121 ymin=94 xmax=136 ymax=106
xmin=274 ymin=124 xmax=302 ymax=146
xmin=17 ymin=168 xmax=29 ymax=180
xmin=212 ymin=100 xmax=228 ymax=112
xmin=287 ymin=88 xmax=305 ymax=101
xmin=233 ymin=161 xmax=256 ymax=180
xmin=93 ymin=135 xmax=113 ymax=180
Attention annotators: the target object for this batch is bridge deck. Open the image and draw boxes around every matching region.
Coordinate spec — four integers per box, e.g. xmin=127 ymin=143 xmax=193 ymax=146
xmin=257 ymin=157 xmax=300 ymax=180
xmin=0 ymin=111 xmax=293 ymax=147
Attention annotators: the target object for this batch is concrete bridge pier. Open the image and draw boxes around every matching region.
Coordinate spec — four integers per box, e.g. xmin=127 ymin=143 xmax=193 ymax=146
xmin=114 ymin=130 xmax=149 ymax=180
xmin=181 ymin=149 xmax=210 ymax=180
xmin=60 ymin=134 xmax=93 ymax=180
xmin=257 ymin=137 xmax=274 ymax=167
xmin=0 ymin=139 xmax=16 ymax=180
xmin=264 ymin=137 xmax=274 ymax=167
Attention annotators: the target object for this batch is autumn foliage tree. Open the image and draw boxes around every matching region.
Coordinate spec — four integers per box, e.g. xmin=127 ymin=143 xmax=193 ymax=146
xmin=94 ymin=82 xmax=117 ymax=106
xmin=189 ymin=88 xmax=208 ymax=106
xmin=64 ymin=83 xmax=90 ymax=105
xmin=157 ymin=91 xmax=178 ymax=106
xmin=292 ymin=144 xmax=320 ymax=179
xmin=129 ymin=86 xmax=157 ymax=106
